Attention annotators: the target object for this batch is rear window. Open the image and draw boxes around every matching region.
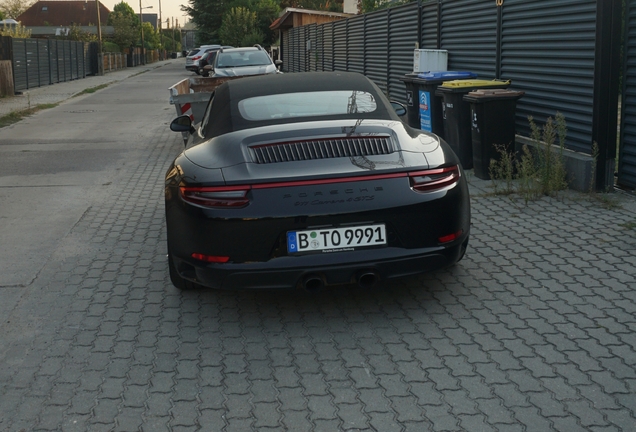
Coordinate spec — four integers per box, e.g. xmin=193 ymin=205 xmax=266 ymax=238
xmin=216 ymin=51 xmax=272 ymax=69
xmin=188 ymin=49 xmax=200 ymax=56
xmin=238 ymin=91 xmax=377 ymax=121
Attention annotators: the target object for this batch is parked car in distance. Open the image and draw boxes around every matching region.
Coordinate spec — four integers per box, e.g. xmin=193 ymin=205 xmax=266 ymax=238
xmin=211 ymin=46 xmax=282 ymax=77
xmin=198 ymin=46 xmax=233 ymax=77
xmin=166 ymin=71 xmax=470 ymax=291
xmin=185 ymin=45 xmax=222 ymax=74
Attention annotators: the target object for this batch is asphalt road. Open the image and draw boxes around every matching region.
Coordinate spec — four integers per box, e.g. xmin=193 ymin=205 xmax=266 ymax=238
xmin=0 ymin=61 xmax=635 ymax=431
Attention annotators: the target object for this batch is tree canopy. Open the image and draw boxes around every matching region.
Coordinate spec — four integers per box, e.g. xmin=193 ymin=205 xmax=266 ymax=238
xmin=0 ymin=0 xmax=33 ymax=20
xmin=109 ymin=9 xmax=139 ymax=49
xmin=107 ymin=1 xmax=139 ymax=26
xmin=183 ymin=0 xmax=345 ymax=46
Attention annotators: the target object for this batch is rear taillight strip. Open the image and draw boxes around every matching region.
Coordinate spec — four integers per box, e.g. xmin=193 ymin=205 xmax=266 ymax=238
xmin=179 ymin=166 xmax=460 ymax=208
xmin=409 ymin=166 xmax=461 ymax=193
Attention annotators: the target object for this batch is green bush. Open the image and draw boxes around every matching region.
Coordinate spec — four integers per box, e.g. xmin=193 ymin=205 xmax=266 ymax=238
xmin=102 ymin=41 xmax=121 ymax=53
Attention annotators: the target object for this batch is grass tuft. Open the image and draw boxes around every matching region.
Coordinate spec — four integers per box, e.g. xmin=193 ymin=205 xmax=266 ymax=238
xmin=0 ymin=103 xmax=59 ymax=128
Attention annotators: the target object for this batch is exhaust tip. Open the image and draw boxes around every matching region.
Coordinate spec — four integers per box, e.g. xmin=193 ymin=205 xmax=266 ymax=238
xmin=357 ymin=271 xmax=378 ymax=289
xmin=301 ymin=274 xmax=324 ymax=292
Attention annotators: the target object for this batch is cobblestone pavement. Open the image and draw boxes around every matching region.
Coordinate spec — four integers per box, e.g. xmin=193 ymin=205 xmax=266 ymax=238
xmin=1 ymin=62 xmax=636 ymax=431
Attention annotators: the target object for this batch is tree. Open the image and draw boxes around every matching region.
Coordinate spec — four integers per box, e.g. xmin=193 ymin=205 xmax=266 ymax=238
xmin=65 ymin=24 xmax=97 ymax=42
xmin=141 ymin=21 xmax=160 ymax=48
xmin=218 ymin=7 xmax=259 ymax=47
xmin=182 ymin=0 xmax=227 ymax=44
xmin=0 ymin=10 xmax=5 ymax=19
xmin=0 ymin=0 xmax=34 ymax=19
xmin=252 ymin=0 xmax=280 ymax=45
xmin=109 ymin=11 xmax=138 ymax=49
xmin=107 ymin=1 xmax=139 ymax=26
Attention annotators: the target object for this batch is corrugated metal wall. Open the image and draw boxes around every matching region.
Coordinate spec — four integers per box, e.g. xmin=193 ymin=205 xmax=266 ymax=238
xmin=348 ymin=19 xmax=364 ymax=74
xmin=333 ymin=20 xmax=347 ymax=71
xmin=284 ymin=2 xmax=417 ymax=102
xmin=501 ymin=0 xmax=597 ymax=153
xmin=420 ymin=1 xmax=439 ymax=49
xmin=620 ymin=0 xmax=636 ymax=189
xmin=365 ymin=11 xmax=388 ymax=95
xmin=281 ymin=0 xmax=606 ymax=157
xmin=387 ymin=3 xmax=419 ymax=103
xmin=11 ymin=39 xmax=87 ymax=92
xmin=440 ymin=0 xmax=497 ymax=79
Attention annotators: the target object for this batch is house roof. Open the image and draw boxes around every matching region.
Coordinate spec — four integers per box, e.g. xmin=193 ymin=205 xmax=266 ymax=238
xmin=270 ymin=8 xmax=352 ymax=31
xmin=17 ymin=0 xmax=110 ymax=26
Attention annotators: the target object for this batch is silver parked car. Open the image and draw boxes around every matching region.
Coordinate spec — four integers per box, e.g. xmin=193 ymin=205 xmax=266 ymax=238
xmin=185 ymin=45 xmax=221 ymax=74
xmin=212 ymin=46 xmax=281 ymax=78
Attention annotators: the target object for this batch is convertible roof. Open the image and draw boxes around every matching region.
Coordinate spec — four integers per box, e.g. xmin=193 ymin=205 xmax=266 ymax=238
xmin=205 ymin=71 xmax=399 ymax=138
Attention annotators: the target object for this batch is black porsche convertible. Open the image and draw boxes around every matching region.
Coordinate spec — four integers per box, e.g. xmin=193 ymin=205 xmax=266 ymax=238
xmin=167 ymin=71 xmax=470 ymax=291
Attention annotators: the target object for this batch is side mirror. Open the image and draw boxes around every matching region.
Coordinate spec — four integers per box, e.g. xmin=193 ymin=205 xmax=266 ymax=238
xmin=275 ymin=60 xmax=283 ymax=66
xmin=170 ymin=115 xmax=194 ymax=133
xmin=390 ymin=101 xmax=407 ymax=117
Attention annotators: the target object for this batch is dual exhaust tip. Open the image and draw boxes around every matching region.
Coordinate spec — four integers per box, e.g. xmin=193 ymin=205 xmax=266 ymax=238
xmin=301 ymin=271 xmax=379 ymax=292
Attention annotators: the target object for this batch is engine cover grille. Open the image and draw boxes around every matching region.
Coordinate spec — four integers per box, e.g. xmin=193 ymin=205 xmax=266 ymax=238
xmin=250 ymin=136 xmax=395 ymax=164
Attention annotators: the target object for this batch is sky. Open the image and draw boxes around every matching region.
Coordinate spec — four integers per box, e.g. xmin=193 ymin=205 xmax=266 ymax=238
xmin=100 ymin=0 xmax=191 ymax=29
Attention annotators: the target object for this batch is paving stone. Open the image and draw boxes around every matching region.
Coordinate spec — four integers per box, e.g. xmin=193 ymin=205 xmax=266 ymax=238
xmin=1 ymin=62 xmax=636 ymax=432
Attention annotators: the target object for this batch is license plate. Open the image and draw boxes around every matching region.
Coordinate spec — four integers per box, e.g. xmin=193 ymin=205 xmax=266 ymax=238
xmin=287 ymin=224 xmax=386 ymax=254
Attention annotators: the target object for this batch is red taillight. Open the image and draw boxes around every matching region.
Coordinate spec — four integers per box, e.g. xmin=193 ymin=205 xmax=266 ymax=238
xmin=192 ymin=253 xmax=229 ymax=263
xmin=192 ymin=55 xmax=201 ymax=61
xmin=409 ymin=166 xmax=461 ymax=193
xmin=180 ymin=186 xmax=250 ymax=208
xmin=438 ymin=230 xmax=463 ymax=244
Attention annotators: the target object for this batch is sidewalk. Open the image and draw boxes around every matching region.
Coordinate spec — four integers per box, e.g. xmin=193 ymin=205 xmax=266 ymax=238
xmin=0 ymin=59 xmax=177 ymax=118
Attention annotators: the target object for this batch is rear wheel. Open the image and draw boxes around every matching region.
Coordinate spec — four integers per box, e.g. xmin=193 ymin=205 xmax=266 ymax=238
xmin=168 ymin=246 xmax=201 ymax=290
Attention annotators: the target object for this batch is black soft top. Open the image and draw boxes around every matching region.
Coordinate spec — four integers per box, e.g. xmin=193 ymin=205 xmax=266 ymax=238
xmin=204 ymin=71 xmax=400 ymax=138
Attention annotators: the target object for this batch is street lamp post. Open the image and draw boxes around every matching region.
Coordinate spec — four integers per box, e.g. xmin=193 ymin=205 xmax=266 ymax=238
xmin=138 ymin=3 xmax=153 ymax=65
xmin=95 ymin=0 xmax=103 ymax=75
xmin=158 ymin=0 xmax=162 ymax=59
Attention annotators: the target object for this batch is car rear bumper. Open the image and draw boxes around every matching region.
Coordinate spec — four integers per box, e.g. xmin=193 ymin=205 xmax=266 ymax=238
xmin=170 ymin=236 xmax=467 ymax=290
xmin=185 ymin=65 xmax=199 ymax=71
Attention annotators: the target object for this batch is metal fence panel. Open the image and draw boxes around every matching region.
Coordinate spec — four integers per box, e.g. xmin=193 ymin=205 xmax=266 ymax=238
xmin=77 ymin=42 xmax=85 ymax=77
xmin=12 ymin=39 xmax=27 ymax=91
xmin=26 ymin=39 xmax=39 ymax=88
xmin=288 ymin=28 xmax=299 ymax=72
xmin=323 ymin=23 xmax=334 ymax=71
xmin=37 ymin=39 xmax=49 ymax=86
xmin=63 ymin=41 xmax=72 ymax=82
xmin=620 ymin=0 xmax=636 ymax=188
xmin=440 ymin=0 xmax=497 ymax=79
xmin=333 ymin=20 xmax=347 ymax=71
xmin=347 ymin=18 xmax=364 ymax=74
xmin=298 ymin=25 xmax=308 ymax=72
xmin=421 ymin=1 xmax=439 ymax=49
xmin=388 ymin=3 xmax=419 ymax=103
xmin=307 ymin=24 xmax=317 ymax=71
xmin=50 ymin=41 xmax=59 ymax=83
xmin=365 ymin=11 xmax=389 ymax=95
xmin=502 ymin=0 xmax=596 ymax=153
xmin=315 ymin=25 xmax=324 ymax=71
xmin=282 ymin=31 xmax=290 ymax=72
xmin=296 ymin=27 xmax=303 ymax=72
xmin=71 ymin=41 xmax=79 ymax=79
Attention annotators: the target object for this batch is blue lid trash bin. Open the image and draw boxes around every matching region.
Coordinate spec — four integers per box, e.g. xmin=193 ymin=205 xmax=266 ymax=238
xmin=400 ymin=71 xmax=477 ymax=139
xmin=435 ymin=79 xmax=511 ymax=169
xmin=463 ymin=89 xmax=525 ymax=180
